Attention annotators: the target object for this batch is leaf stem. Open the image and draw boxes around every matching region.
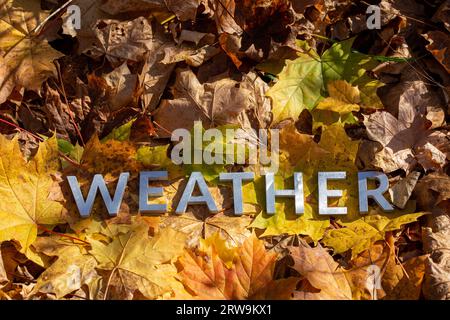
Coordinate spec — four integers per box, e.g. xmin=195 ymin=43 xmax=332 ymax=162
xmin=36 ymin=225 xmax=90 ymax=246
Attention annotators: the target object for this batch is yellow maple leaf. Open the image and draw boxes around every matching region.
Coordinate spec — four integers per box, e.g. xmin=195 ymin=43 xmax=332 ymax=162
xmin=32 ymin=237 xmax=100 ymax=299
xmin=0 ymin=0 xmax=64 ymax=103
xmin=88 ymin=219 xmax=187 ymax=299
xmin=199 ymin=232 xmax=237 ymax=268
xmin=316 ymin=80 xmax=361 ymax=114
xmin=323 ymin=204 xmax=427 ymax=258
xmin=0 ymin=135 xmax=64 ymax=255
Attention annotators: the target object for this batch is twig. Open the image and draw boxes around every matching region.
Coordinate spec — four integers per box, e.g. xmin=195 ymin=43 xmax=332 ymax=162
xmin=0 ymin=117 xmax=81 ymax=167
xmin=55 ymin=63 xmax=86 ymax=146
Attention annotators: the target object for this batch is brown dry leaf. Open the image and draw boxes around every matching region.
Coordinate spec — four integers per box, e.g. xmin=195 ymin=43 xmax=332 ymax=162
xmin=153 ymin=68 xmax=257 ymax=136
xmin=138 ymin=23 xmax=176 ymax=112
xmin=345 ymin=241 xmax=423 ymax=300
xmin=44 ymin=85 xmax=81 ymax=141
xmin=0 ymin=246 xmax=8 ymax=288
xmin=384 ymin=255 xmax=427 ymax=300
xmin=415 ymin=172 xmax=450 ymax=300
xmin=388 ymin=171 xmax=421 ymax=209
xmin=84 ymin=17 xmax=154 ymax=66
xmin=291 ymin=0 xmax=322 ymax=14
xmin=289 ymin=244 xmax=352 ymax=300
xmin=102 ymin=63 xmax=139 ymax=111
xmin=345 ymin=243 xmax=388 ymax=300
xmin=161 ymin=212 xmax=253 ymax=248
xmin=423 ymin=209 xmax=450 ymax=300
xmin=99 ymin=0 xmax=164 ymax=15
xmin=158 ymin=179 xmax=252 ymax=247
xmin=0 ymin=0 xmax=64 ymax=103
xmin=364 ymin=81 xmax=448 ymax=172
xmin=80 ymin=135 xmax=141 ymax=179
xmin=61 ymin=0 xmax=110 ymax=41
xmin=423 ymin=31 xmax=450 ymax=73
xmin=164 ymin=0 xmax=201 ymax=21
xmin=433 ymin=1 xmax=450 ymax=32
xmin=209 ymin=0 xmax=243 ymax=35
xmin=161 ymin=44 xmax=221 ymax=67
xmin=177 ymin=233 xmax=299 ymax=299
xmin=414 ymin=172 xmax=450 ymax=210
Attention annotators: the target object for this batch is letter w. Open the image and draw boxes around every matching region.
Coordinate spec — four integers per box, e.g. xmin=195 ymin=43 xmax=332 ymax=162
xmin=67 ymin=173 xmax=130 ymax=217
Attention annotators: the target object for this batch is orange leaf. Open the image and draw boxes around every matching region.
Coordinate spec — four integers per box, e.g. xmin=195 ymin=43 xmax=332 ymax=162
xmin=177 ymin=234 xmax=298 ymax=299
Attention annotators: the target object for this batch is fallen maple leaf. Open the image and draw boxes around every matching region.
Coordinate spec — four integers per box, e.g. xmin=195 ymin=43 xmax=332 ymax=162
xmin=323 ymin=204 xmax=426 ymax=258
xmin=289 ymin=244 xmax=352 ymax=300
xmin=316 ymin=80 xmax=361 ymax=114
xmin=364 ymin=81 xmax=449 ymax=173
xmin=177 ymin=233 xmax=299 ymax=299
xmin=89 ymin=219 xmax=187 ymax=299
xmin=83 ymin=17 xmax=154 ymax=66
xmin=153 ymin=68 xmax=265 ymax=137
xmin=267 ymin=38 xmax=382 ymax=123
xmin=0 ymin=0 xmax=64 ymax=103
xmin=0 ymin=135 xmax=64 ymax=255
xmin=31 ymin=237 xmax=100 ymax=299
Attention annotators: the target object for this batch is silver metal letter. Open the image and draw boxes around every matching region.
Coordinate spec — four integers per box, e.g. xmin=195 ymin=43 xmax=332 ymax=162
xmin=265 ymin=173 xmax=304 ymax=215
xmin=67 ymin=172 xmax=129 ymax=217
xmin=139 ymin=171 xmax=168 ymax=213
xmin=358 ymin=171 xmax=394 ymax=213
xmin=318 ymin=172 xmax=347 ymax=215
xmin=219 ymin=172 xmax=254 ymax=215
xmin=175 ymin=172 xmax=218 ymax=214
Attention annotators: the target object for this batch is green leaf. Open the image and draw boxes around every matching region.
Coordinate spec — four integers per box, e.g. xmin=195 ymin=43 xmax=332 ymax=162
xmin=267 ymin=54 xmax=323 ymax=124
xmin=102 ymin=120 xmax=134 ymax=142
xmin=57 ymin=139 xmax=84 ymax=166
xmin=136 ymin=145 xmax=183 ymax=179
xmin=136 ymin=145 xmax=172 ymax=168
xmin=267 ymin=38 xmax=383 ymax=124
xmin=321 ymin=39 xmax=383 ymax=108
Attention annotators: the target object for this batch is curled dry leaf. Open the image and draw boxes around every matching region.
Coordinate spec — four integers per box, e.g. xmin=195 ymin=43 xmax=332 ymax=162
xmin=423 ymin=210 xmax=450 ymax=300
xmin=423 ymin=31 xmax=450 ymax=73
